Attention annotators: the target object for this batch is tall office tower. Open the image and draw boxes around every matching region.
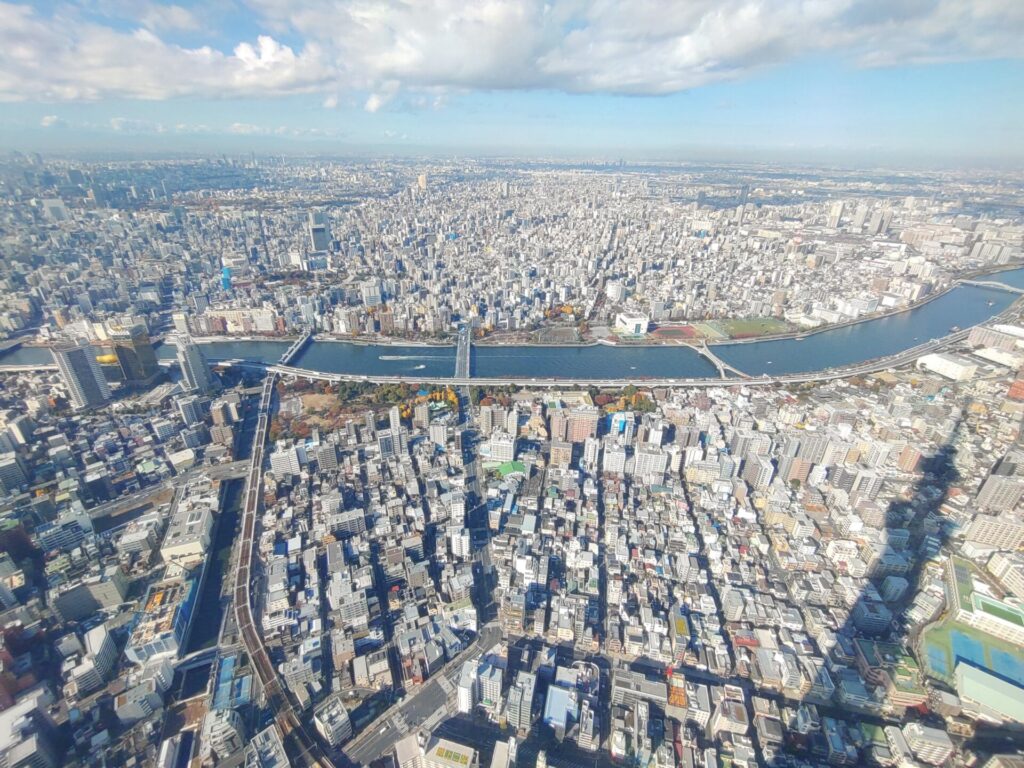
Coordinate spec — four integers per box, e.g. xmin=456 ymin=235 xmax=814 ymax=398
xmin=176 ymin=336 xmax=216 ymax=394
xmin=852 ymin=203 xmax=868 ymax=230
xmin=867 ymin=209 xmax=892 ymax=236
xmin=377 ymin=429 xmax=396 ymax=459
xmin=389 ymin=405 xmax=408 ymax=453
xmin=417 ymin=174 xmax=427 ymax=191
xmin=176 ymin=394 xmax=207 ymax=426
xmin=880 ymin=209 xmax=893 ymax=233
xmin=308 ymin=211 xmax=330 ymax=252
xmin=107 ymin=324 xmax=160 ymax=384
xmin=51 ymin=339 xmax=111 ymax=410
xmin=506 ymin=671 xmax=536 ymax=732
xmin=867 ymin=210 xmax=884 ymax=235
xmin=827 ymin=201 xmax=844 ymax=228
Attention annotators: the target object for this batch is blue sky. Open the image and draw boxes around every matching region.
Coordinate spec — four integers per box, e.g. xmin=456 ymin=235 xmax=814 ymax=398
xmin=1 ymin=1 xmax=1022 ymax=165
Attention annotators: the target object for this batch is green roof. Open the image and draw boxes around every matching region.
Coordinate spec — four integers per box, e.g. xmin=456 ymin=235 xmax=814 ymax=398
xmin=498 ymin=461 xmax=526 ymax=477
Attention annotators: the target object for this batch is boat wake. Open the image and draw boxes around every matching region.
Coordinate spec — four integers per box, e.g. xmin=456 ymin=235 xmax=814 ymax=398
xmin=379 ymin=355 xmax=434 ymax=361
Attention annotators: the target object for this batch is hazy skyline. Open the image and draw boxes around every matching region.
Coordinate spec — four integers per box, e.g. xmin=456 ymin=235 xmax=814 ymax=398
xmin=2 ymin=1 xmax=1023 ymax=165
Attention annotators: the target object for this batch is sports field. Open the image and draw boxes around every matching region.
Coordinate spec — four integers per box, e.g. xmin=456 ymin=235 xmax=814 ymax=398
xmin=922 ymin=619 xmax=1024 ymax=685
xmin=713 ymin=317 xmax=791 ymax=338
xmin=650 ymin=325 xmax=699 ymax=340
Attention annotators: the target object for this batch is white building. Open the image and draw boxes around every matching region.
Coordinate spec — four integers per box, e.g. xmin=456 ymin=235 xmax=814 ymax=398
xmin=489 ymin=431 xmax=517 ymax=463
xmin=614 ymin=311 xmax=650 ymax=336
xmin=916 ymin=352 xmax=977 ymax=381
xmin=902 ymin=722 xmax=953 ymax=765
xmin=457 ymin=661 xmax=478 ymax=714
xmin=314 ymin=695 xmax=353 ymax=746
xmin=160 ymin=475 xmax=216 ymax=575
xmin=202 ymin=708 xmax=246 ymax=760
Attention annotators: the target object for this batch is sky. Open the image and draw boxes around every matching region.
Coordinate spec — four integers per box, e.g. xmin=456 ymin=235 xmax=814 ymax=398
xmin=1 ymin=0 xmax=1023 ymax=165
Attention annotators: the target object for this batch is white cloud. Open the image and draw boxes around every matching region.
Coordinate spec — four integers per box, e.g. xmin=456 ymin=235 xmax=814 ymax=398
xmin=109 ymin=116 xmax=170 ymax=132
xmin=0 ymin=0 xmax=1022 ymax=103
xmin=0 ymin=3 xmax=333 ymax=101
xmin=227 ymin=122 xmax=266 ymax=134
xmin=248 ymin=0 xmax=1024 ymax=97
xmin=39 ymin=114 xmax=61 ymax=127
xmin=138 ymin=3 xmax=200 ymax=32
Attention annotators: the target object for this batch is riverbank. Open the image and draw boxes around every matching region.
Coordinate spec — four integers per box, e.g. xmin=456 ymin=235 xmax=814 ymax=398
xmin=175 ymin=262 xmax=1024 ymax=351
xmin=689 ymin=260 xmax=1024 ymax=347
xmin=3 ymin=268 xmax=1023 ymax=380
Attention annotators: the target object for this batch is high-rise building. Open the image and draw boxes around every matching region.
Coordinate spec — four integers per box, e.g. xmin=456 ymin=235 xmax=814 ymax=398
xmin=567 ymin=406 xmax=600 ymax=443
xmin=176 ymin=336 xmax=216 ymax=394
xmin=0 ymin=453 xmax=28 ymax=493
xmin=429 ymin=423 xmax=447 ymax=448
xmin=313 ymin=695 xmax=353 ymax=746
xmin=966 ymin=515 xmax=1024 ymax=551
xmin=378 ymin=429 xmax=396 ymax=459
xmin=308 ymin=211 xmax=331 ymax=252
xmin=550 ymin=440 xmax=573 ymax=468
xmin=414 ymin=402 xmax=430 ymax=429
xmin=977 ymin=462 xmax=1024 ymax=512
xmin=477 ymin=661 xmax=502 ymax=710
xmin=633 ymin=445 xmax=668 ymax=481
xmin=51 ymin=339 xmax=111 ymax=409
xmin=506 ymin=671 xmax=536 ymax=732
xmin=457 ymin=661 xmax=478 ymax=714
xmin=548 ymin=409 xmax=568 ymax=441
xmin=489 ymin=431 xmax=516 ymax=462
xmin=203 ymin=709 xmax=246 ymax=761
xmin=827 ymin=201 xmax=844 ymax=228
xmin=104 ymin=324 xmax=160 ymax=384
xmin=479 ymin=404 xmax=494 ymax=436
xmin=389 ymin=406 xmax=408 ymax=452
xmin=852 ymin=203 xmax=869 ymax=230
xmin=176 ymin=394 xmax=207 ymax=426
xmin=603 ymin=442 xmax=627 ymax=475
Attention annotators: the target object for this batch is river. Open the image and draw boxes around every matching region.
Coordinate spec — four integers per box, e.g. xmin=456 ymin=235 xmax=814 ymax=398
xmin=4 ymin=268 xmax=1023 ymax=379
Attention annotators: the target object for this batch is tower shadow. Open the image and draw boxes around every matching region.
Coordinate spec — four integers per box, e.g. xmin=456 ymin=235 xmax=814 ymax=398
xmin=762 ymin=421 xmax=962 ymax=767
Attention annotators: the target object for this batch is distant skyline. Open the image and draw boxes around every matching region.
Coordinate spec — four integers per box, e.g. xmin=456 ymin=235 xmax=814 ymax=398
xmin=1 ymin=1 xmax=1023 ymax=166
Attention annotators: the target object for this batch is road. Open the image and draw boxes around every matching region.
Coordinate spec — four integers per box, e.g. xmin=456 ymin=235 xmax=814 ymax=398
xmin=231 ymin=373 xmax=336 ymax=768
xmin=342 ymin=623 xmax=504 ymax=765
xmin=455 ymin=323 xmax=472 ymax=379
xmin=87 ymin=459 xmax=248 ymax=522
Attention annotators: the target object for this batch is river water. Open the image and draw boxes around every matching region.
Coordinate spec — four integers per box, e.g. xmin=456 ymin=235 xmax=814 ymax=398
xmin=5 ymin=268 xmax=1023 ymax=379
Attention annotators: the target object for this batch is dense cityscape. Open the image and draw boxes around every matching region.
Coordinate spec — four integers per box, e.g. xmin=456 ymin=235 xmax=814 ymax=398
xmin=0 ymin=151 xmax=1019 ymax=768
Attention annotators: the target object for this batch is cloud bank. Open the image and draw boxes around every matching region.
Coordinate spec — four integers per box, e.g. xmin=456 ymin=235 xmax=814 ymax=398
xmin=0 ymin=0 xmax=1021 ymax=107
